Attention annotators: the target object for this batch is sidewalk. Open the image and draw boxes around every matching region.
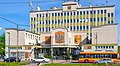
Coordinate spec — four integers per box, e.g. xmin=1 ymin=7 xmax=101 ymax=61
xmin=51 ymin=60 xmax=78 ymax=63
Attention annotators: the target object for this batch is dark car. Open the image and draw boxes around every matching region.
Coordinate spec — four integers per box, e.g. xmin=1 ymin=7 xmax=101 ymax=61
xmin=4 ymin=57 xmax=21 ymax=62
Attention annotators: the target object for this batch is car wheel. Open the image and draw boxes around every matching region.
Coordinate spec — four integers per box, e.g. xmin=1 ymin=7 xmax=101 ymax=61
xmin=43 ymin=60 xmax=46 ymax=63
xmin=94 ymin=62 xmax=98 ymax=64
xmin=84 ymin=60 xmax=89 ymax=63
xmin=32 ymin=60 xmax=36 ymax=63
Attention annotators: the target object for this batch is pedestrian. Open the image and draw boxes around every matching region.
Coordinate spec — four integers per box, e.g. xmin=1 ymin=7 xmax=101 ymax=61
xmin=37 ymin=62 xmax=42 ymax=66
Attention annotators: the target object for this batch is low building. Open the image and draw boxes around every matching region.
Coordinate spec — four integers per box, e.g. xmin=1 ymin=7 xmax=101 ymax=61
xmin=5 ymin=28 xmax=41 ymax=60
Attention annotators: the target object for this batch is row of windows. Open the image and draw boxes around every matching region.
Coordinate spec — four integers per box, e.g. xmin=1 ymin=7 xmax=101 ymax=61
xmin=26 ymin=33 xmax=40 ymax=40
xmin=95 ymin=46 xmax=114 ymax=49
xmin=36 ymin=26 xmax=89 ymax=32
xmin=36 ymin=10 xmax=107 ymax=17
xmin=31 ymin=17 xmax=108 ymax=25
xmin=79 ymin=54 xmax=117 ymax=58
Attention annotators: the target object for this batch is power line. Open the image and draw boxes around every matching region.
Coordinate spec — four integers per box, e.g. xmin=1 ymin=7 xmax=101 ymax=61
xmin=0 ymin=0 xmax=64 ymax=4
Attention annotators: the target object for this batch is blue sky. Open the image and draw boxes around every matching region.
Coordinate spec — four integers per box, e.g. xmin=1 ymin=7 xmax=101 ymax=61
xmin=0 ymin=0 xmax=119 ymax=45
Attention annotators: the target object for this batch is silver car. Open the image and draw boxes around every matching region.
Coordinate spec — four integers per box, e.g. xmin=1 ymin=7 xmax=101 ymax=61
xmin=94 ymin=58 xmax=114 ymax=64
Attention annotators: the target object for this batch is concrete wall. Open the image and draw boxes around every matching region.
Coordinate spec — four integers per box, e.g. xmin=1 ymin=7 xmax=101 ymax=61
xmin=92 ymin=24 xmax=118 ymax=44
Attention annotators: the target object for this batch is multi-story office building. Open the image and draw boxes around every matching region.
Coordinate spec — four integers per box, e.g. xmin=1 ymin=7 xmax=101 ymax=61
xmin=29 ymin=1 xmax=117 ymax=57
xmin=30 ymin=1 xmax=115 ymax=38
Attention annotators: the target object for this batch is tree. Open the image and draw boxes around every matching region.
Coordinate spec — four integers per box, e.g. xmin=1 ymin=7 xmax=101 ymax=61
xmin=0 ymin=33 xmax=5 ymax=55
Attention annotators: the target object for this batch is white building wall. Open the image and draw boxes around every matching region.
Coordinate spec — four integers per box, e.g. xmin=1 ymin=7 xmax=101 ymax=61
xmin=92 ymin=24 xmax=118 ymax=44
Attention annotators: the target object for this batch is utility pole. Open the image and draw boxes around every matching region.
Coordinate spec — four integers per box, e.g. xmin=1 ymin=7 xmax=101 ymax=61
xmin=16 ymin=25 xmax=19 ymax=62
xmin=7 ymin=32 xmax=10 ymax=66
xmin=95 ymin=32 xmax=97 ymax=50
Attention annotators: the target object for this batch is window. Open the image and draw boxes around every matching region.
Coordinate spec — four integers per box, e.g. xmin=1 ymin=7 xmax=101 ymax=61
xmin=70 ymin=12 xmax=72 ymax=15
xmin=104 ymin=10 xmax=106 ymax=13
xmin=108 ymin=21 xmax=110 ymax=24
xmin=111 ymin=13 xmax=113 ymax=17
xmin=101 ymin=18 xmax=103 ymax=21
xmin=58 ymin=13 xmax=60 ymax=16
xmin=70 ymin=26 xmax=72 ymax=30
xmin=61 ymin=12 xmax=63 ymax=16
xmin=101 ymin=10 xmax=103 ymax=14
xmin=37 ymin=28 xmax=38 ymax=31
xmin=70 ymin=19 xmax=72 ymax=23
xmin=46 ymin=14 xmax=48 ymax=17
xmin=97 ymin=18 xmax=99 ymax=22
xmin=83 ymin=26 xmax=85 ymax=30
xmin=46 ymin=21 xmax=47 ymax=24
xmin=87 ymin=26 xmax=89 ymax=29
xmin=104 ymin=17 xmax=106 ymax=21
xmin=80 ymin=26 xmax=82 ymax=30
xmin=58 ymin=20 xmax=60 ymax=23
xmin=80 ymin=11 xmax=82 ymax=15
xmin=31 ymin=18 xmax=33 ymax=21
xmin=52 ymin=13 xmax=54 ymax=16
xmin=90 ymin=18 xmax=92 ymax=22
xmin=74 ymin=26 xmax=75 ymax=30
xmin=67 ymin=12 xmax=69 ymax=16
xmin=112 ymin=46 xmax=114 ymax=49
xmin=46 ymin=27 xmax=48 ymax=31
xmin=111 ymin=21 xmax=113 ymax=23
xmin=64 ymin=20 xmax=66 ymax=23
xmin=74 ymin=12 xmax=76 ymax=15
xmin=42 ymin=28 xmax=44 ymax=31
xmin=77 ymin=11 xmax=79 ymax=15
xmin=36 ymin=14 xmax=38 ymax=17
xmin=97 ymin=10 xmax=99 ymax=14
xmin=106 ymin=46 xmax=108 ymax=49
xmin=67 ymin=19 xmax=69 ymax=23
xmin=94 ymin=18 xmax=96 ymax=22
xmin=77 ymin=26 xmax=79 ymax=30
xmin=74 ymin=19 xmax=75 ymax=23
xmin=40 ymin=28 xmax=41 ymax=31
xmin=34 ymin=18 xmax=36 ymax=21
xmin=77 ymin=19 xmax=79 ymax=22
xmin=94 ymin=10 xmax=96 ymax=14
xmin=90 ymin=10 xmax=92 ymax=14
xmin=64 ymin=12 xmax=66 ymax=16
xmin=108 ymin=13 xmax=110 ymax=17
xmin=55 ymin=13 xmax=57 ymax=16
xmin=40 ymin=14 xmax=41 ymax=17
xmin=52 ymin=20 xmax=54 ymax=24
xmin=83 ymin=11 xmax=85 ymax=14
xmin=87 ymin=11 xmax=89 ymax=14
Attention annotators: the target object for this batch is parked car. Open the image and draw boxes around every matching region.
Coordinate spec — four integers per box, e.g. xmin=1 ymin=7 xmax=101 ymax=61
xmin=32 ymin=57 xmax=50 ymax=63
xmin=4 ymin=57 xmax=21 ymax=62
xmin=94 ymin=58 xmax=114 ymax=64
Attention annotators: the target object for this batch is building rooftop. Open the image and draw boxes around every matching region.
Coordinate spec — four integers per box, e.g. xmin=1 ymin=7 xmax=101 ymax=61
xmin=30 ymin=1 xmax=115 ymax=13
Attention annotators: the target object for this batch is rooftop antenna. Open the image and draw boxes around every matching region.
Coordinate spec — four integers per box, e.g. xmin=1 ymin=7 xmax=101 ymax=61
xmin=78 ymin=0 xmax=80 ymax=4
xmin=88 ymin=0 xmax=91 ymax=5
xmin=29 ymin=0 xmax=33 ymax=11
xmin=106 ymin=0 xmax=108 ymax=6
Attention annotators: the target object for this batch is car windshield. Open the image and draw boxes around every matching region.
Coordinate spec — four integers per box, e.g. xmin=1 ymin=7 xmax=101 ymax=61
xmin=38 ymin=57 xmax=44 ymax=59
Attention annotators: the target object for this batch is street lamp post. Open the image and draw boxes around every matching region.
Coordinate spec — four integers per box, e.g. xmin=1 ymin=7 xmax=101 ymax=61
xmin=7 ymin=32 xmax=10 ymax=66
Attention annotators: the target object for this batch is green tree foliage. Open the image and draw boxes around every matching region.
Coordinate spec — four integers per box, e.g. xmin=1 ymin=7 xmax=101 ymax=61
xmin=0 ymin=33 xmax=5 ymax=55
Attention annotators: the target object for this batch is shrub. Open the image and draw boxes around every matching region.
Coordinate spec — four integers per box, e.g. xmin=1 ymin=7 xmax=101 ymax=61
xmin=44 ymin=54 xmax=52 ymax=59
